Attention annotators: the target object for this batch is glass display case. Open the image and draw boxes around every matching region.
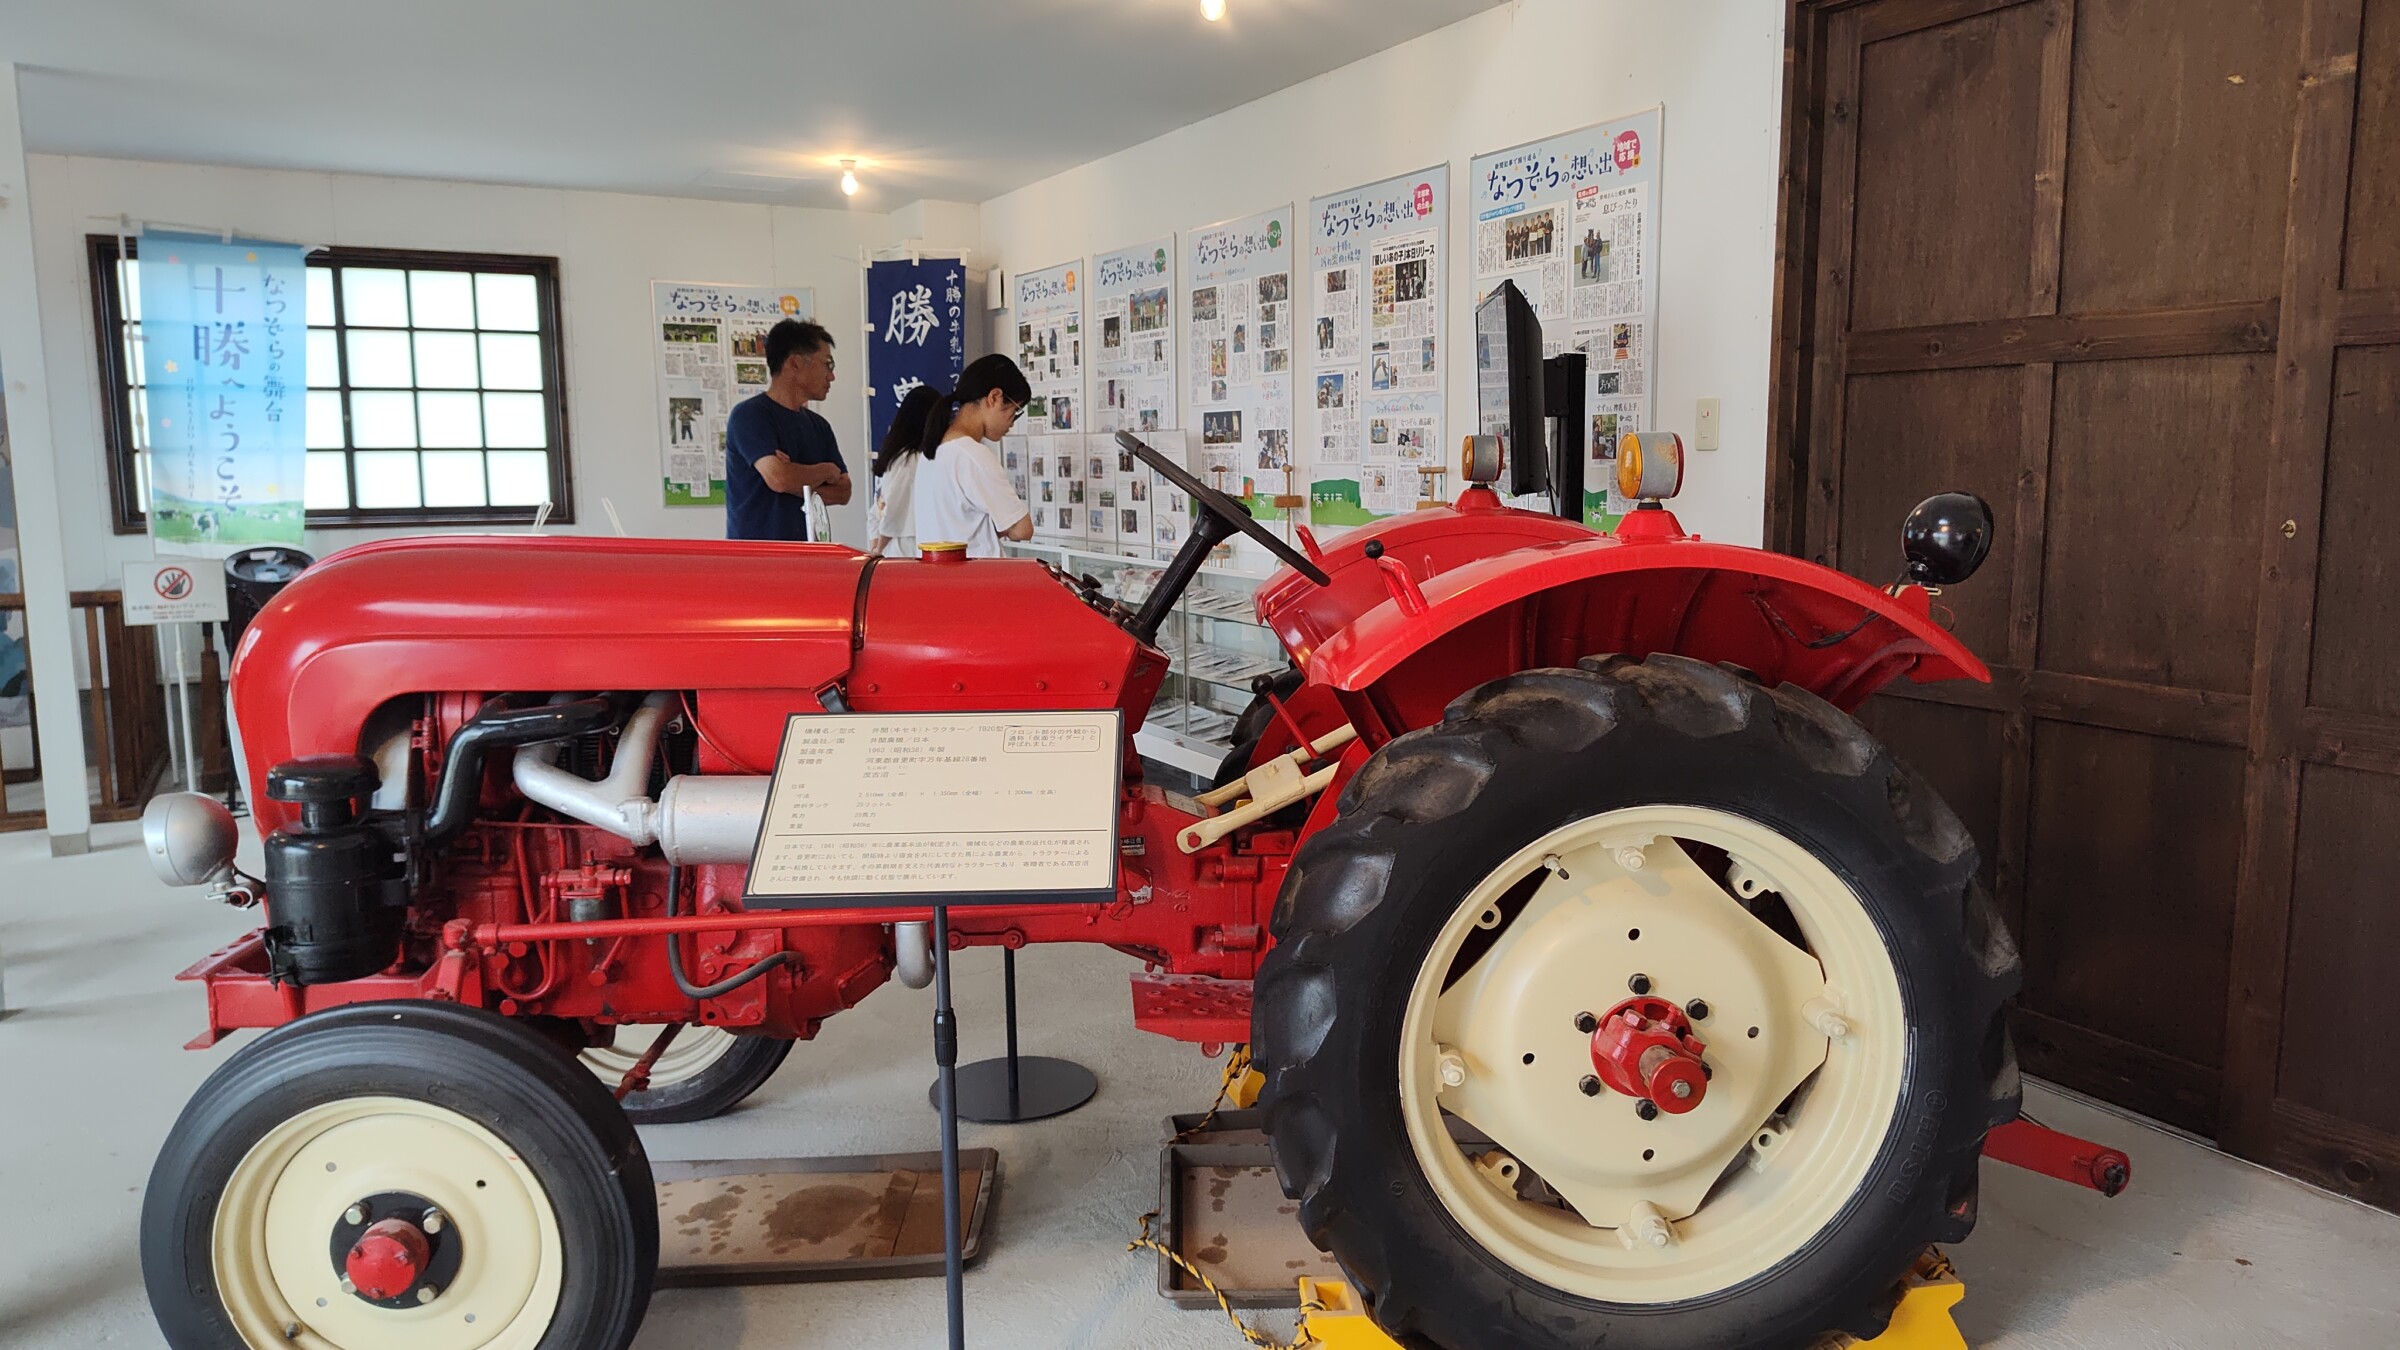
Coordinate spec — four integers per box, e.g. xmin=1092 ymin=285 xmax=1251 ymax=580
xmin=1003 ymin=541 xmax=1284 ymax=780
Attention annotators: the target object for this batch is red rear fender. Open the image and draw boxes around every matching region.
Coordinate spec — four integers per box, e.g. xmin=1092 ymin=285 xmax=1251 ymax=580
xmin=1300 ymin=515 xmax=1989 ymax=738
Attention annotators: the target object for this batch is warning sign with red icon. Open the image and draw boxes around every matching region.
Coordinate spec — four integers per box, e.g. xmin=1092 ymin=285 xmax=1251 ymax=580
xmin=124 ymin=560 xmax=230 ymax=626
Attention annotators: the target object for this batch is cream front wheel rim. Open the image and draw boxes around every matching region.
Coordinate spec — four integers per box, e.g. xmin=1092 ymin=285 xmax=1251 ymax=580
xmin=1397 ymin=805 xmax=1908 ymax=1305
xmin=581 ymin=1024 xmax=740 ymax=1090
xmin=212 ymin=1096 xmax=565 ymax=1349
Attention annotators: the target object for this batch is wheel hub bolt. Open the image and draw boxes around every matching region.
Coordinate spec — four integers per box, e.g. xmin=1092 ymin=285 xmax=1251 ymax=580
xmin=417 ymin=1285 xmax=439 ymax=1304
xmin=343 ymin=1203 xmax=367 ymax=1226
xmin=1686 ymin=999 xmax=1710 ymax=1021
xmin=1437 ymin=1048 xmax=1468 ymax=1088
xmin=1636 ymin=1099 xmax=1660 ymax=1121
xmin=1579 ymin=1075 xmax=1603 ymax=1097
xmin=422 ymin=1208 xmax=446 ymax=1235
xmin=1669 ymin=1079 xmax=1694 ymax=1100
xmin=1574 ymin=1011 xmax=1598 ymax=1034
xmin=1628 ymin=973 xmax=1653 ymax=995
xmin=1615 ymin=845 xmax=1646 ymax=871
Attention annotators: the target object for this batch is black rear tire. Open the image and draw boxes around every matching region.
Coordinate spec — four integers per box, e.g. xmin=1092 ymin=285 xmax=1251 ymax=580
xmin=1252 ymin=655 xmax=2021 ymax=1350
xmin=142 ymin=1001 xmax=657 ymax=1350
xmin=587 ymin=1029 xmax=795 ymax=1125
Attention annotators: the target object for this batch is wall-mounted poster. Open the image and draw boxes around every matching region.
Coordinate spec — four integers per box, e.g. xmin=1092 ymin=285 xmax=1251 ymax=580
xmin=653 ymin=281 xmax=815 ymax=506
xmin=1470 ymin=107 xmax=1662 ymax=525
xmin=1185 ymin=206 xmax=1295 ymax=520
xmin=1013 ymin=261 xmax=1085 ymax=436
xmin=1090 ymin=237 xmax=1176 ymax=436
xmin=1307 ymin=166 xmax=1447 ymax=526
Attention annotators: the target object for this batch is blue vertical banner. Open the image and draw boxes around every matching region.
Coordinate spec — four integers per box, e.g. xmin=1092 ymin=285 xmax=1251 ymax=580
xmin=139 ymin=228 xmax=308 ymax=556
xmin=865 ymin=258 xmax=966 ymax=456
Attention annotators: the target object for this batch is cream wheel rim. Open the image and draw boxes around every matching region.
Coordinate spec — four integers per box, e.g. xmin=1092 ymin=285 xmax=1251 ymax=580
xmin=1397 ymin=805 xmax=1907 ymax=1305
xmin=212 ymin=1096 xmax=564 ymax=1349
xmin=580 ymin=1024 xmax=740 ymax=1091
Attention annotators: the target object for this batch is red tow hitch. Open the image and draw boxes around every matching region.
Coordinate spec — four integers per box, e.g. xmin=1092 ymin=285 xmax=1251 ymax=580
xmin=1588 ymin=996 xmax=1709 ymax=1115
xmin=345 ymin=1217 xmax=434 ymax=1302
xmin=1984 ymin=1117 xmax=2134 ymax=1197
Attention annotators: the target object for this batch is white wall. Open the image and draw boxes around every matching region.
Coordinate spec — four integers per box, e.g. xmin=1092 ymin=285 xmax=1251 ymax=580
xmin=23 ymin=153 xmax=982 ymax=587
xmin=977 ymin=0 xmax=1788 ymax=547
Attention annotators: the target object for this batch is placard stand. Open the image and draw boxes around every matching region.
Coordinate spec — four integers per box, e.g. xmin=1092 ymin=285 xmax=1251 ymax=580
xmin=931 ymin=946 xmax=1098 ymax=1122
xmin=742 ymin=709 xmax=1125 ymax=1350
xmin=930 ymin=903 xmax=966 ymax=1350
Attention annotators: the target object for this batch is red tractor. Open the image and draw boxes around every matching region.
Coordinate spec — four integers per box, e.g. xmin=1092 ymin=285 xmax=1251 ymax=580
xmin=137 ymin=429 xmax=2018 ymax=1350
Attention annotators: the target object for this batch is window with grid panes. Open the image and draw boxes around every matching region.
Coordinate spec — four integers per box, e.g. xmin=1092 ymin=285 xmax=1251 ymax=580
xmin=88 ymin=237 xmax=574 ymax=530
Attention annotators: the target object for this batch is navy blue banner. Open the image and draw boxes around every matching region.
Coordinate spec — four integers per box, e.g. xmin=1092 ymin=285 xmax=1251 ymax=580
xmin=865 ymin=258 xmax=966 ymax=455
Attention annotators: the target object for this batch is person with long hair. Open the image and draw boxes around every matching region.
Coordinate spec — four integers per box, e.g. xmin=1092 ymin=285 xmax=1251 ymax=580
xmin=866 ymin=384 xmax=943 ymax=557
xmin=904 ymin=354 xmax=1034 ymax=558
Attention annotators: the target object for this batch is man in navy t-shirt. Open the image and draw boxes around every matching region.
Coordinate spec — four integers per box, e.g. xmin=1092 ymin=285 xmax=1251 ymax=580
xmin=724 ymin=319 xmax=852 ymax=540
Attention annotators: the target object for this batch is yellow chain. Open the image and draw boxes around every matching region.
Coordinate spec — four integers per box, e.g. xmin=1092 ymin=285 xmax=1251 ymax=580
xmin=1131 ymin=1046 xmax=1317 ymax=1349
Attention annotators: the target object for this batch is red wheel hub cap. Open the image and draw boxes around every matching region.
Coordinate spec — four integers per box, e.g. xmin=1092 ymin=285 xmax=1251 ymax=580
xmin=344 ymin=1217 xmax=432 ymax=1301
xmin=1590 ymin=996 xmax=1710 ymax=1114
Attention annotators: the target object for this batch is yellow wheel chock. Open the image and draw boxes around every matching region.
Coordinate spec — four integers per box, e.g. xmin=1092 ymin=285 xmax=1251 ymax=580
xmin=1297 ymin=1249 xmax=1968 ymax=1350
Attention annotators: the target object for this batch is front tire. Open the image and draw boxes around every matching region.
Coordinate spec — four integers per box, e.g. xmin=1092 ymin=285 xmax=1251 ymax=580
xmin=143 ymin=1001 xmax=657 ymax=1350
xmin=1252 ymin=656 xmax=2021 ymax=1350
xmin=580 ymin=1026 xmax=794 ymax=1125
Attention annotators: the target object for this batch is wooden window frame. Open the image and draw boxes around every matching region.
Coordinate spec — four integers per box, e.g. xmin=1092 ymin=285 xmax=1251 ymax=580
xmin=87 ymin=235 xmax=577 ymax=532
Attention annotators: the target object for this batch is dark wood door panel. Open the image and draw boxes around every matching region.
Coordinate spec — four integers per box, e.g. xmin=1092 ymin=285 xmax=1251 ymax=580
xmin=2309 ymin=344 xmax=2400 ymax=719
xmin=2061 ymin=0 xmax=2303 ymax=312
xmin=2344 ymin=0 xmax=2400 ymax=289
xmin=2022 ymin=720 xmax=2243 ymax=1072
xmin=2040 ymin=354 xmax=2270 ymax=694
xmin=2278 ymin=763 xmax=2400 ymax=1137
xmin=1836 ymin=367 xmax=2022 ymax=655
xmin=1849 ymin=1 xmax=2049 ymax=330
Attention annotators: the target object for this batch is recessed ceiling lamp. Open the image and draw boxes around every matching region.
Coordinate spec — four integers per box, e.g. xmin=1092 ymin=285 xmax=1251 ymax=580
xmin=839 ymin=159 xmax=860 ymax=196
xmin=1201 ymin=0 xmax=1226 ymax=21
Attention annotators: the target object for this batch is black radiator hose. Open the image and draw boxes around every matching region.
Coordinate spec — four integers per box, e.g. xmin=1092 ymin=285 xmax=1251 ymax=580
xmin=421 ymin=698 xmax=617 ymax=847
xmin=664 ymin=864 xmax=797 ymax=1000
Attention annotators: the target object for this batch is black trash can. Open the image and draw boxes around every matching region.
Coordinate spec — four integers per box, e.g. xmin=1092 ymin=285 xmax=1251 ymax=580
xmin=224 ymin=546 xmax=313 ymax=643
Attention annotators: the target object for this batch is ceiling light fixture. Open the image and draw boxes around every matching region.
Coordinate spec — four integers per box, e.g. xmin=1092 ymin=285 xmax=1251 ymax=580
xmin=1201 ymin=0 xmax=1226 ymax=21
xmin=839 ymin=159 xmax=860 ymax=196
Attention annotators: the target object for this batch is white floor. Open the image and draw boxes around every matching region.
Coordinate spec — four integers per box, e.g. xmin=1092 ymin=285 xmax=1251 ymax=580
xmin=2 ymin=820 xmax=2397 ymax=1350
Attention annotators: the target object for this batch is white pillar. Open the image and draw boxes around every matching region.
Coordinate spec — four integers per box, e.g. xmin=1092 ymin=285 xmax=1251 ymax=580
xmin=0 ymin=62 xmax=93 ymax=855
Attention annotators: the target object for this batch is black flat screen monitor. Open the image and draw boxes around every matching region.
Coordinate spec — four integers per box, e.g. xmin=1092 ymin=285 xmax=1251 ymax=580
xmin=1475 ymin=280 xmax=1547 ymax=497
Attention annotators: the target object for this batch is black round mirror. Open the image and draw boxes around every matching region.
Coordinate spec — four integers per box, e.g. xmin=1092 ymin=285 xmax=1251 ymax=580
xmin=1901 ymin=492 xmax=1994 ymax=587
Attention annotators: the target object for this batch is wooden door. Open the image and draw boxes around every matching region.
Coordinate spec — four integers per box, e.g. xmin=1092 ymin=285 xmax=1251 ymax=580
xmin=1774 ymin=0 xmax=2400 ymax=1210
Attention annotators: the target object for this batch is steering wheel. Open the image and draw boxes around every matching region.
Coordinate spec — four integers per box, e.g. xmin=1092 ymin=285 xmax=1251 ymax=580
xmin=1116 ymin=431 xmax=1331 ymax=585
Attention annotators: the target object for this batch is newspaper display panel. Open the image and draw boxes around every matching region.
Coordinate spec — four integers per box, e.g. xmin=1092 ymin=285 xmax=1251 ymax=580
xmin=1306 ymin=166 xmax=1448 ymax=526
xmin=1469 ymin=107 xmax=1662 ymax=525
xmin=1013 ymin=261 xmax=1085 ymax=437
xmin=653 ymin=281 xmax=816 ymax=506
xmin=1185 ymin=206 xmax=1296 ymax=521
xmin=1090 ymin=237 xmax=1177 ymax=442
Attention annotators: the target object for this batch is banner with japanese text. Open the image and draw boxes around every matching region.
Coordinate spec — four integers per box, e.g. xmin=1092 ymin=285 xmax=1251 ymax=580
xmin=652 ymin=281 xmax=815 ymax=506
xmin=865 ymin=257 xmax=967 ymax=460
xmin=139 ymin=229 xmax=308 ymax=556
xmin=1470 ymin=107 xmax=1663 ymax=526
xmin=1307 ymin=165 xmax=1448 ymax=527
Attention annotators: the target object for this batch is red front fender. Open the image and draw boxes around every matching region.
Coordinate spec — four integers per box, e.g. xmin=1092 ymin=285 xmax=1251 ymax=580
xmin=1301 ymin=512 xmax=1989 ymax=730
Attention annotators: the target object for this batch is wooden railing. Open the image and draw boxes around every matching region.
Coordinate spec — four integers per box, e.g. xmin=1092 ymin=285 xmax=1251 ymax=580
xmin=0 ymin=590 xmax=228 ymax=832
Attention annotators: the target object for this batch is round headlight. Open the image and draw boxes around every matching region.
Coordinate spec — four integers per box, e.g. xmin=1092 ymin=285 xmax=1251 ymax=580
xmin=142 ymin=791 xmax=239 ymax=887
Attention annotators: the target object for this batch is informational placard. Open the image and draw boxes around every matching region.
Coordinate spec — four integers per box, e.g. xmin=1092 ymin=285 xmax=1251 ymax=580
xmin=1013 ymin=261 xmax=1085 ymax=436
xmin=1307 ymin=166 xmax=1448 ymax=526
xmin=138 ymin=229 xmax=309 ymax=557
xmin=1470 ymin=107 xmax=1662 ymax=524
xmin=867 ymin=258 xmax=967 ymax=455
xmin=652 ymin=281 xmax=816 ymax=507
xmin=1090 ymin=238 xmax=1177 ymax=436
xmin=744 ymin=711 xmax=1122 ymax=909
xmin=1185 ymin=206 xmax=1296 ymax=518
xmin=122 ymin=559 xmax=231 ymax=626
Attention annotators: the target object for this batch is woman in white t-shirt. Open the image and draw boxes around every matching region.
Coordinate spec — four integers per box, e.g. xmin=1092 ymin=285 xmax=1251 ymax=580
xmin=866 ymin=384 xmax=942 ymax=557
xmin=909 ymin=355 xmax=1034 ymax=558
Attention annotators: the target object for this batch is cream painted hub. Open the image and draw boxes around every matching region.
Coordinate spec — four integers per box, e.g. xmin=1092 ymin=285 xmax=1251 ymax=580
xmin=1399 ymin=806 xmax=1907 ymax=1305
xmin=582 ymin=1024 xmax=739 ymax=1091
xmin=213 ymin=1096 xmax=564 ymax=1349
